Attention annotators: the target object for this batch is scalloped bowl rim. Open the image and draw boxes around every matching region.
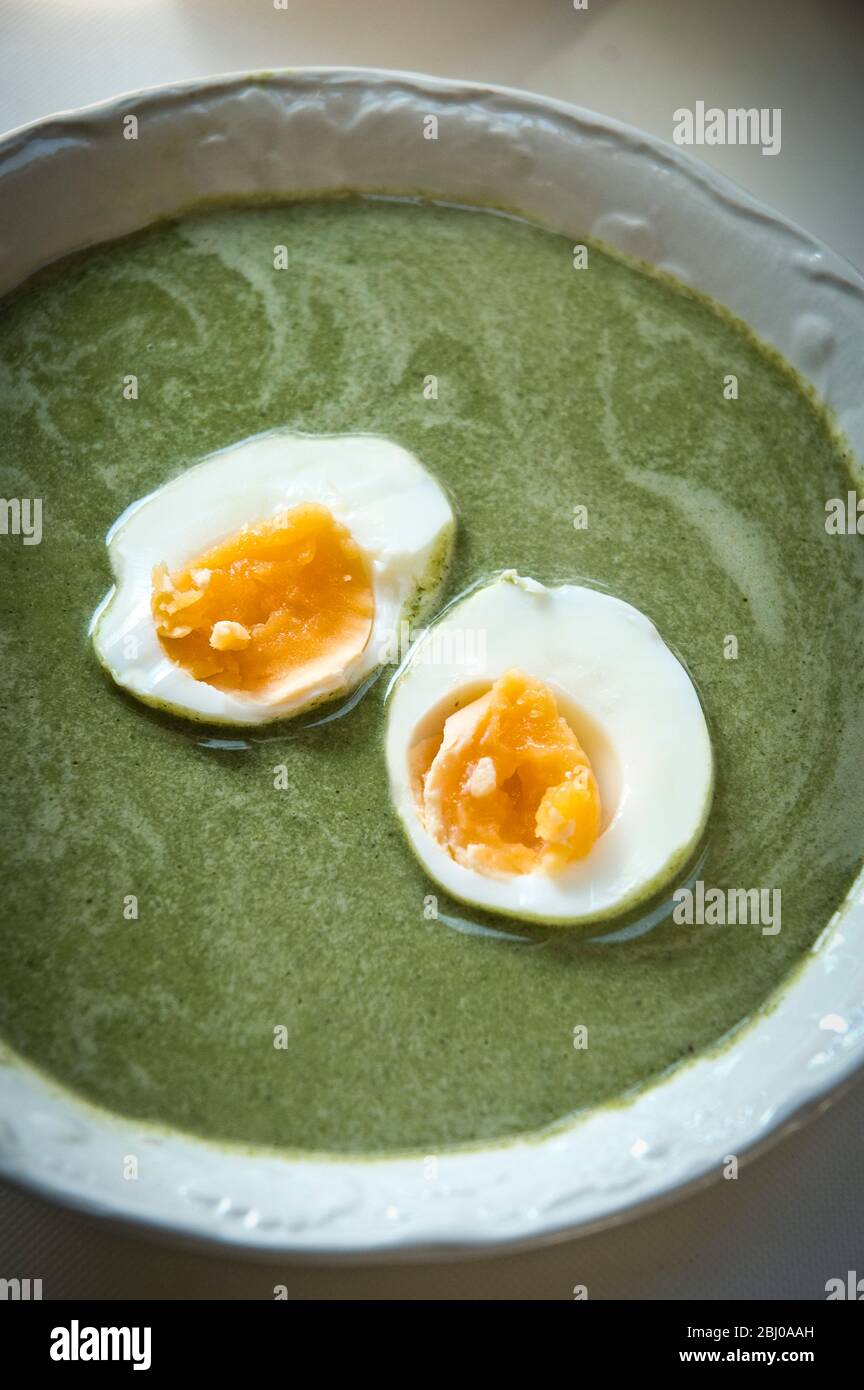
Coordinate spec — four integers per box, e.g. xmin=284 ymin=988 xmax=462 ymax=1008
xmin=0 ymin=67 xmax=862 ymax=1260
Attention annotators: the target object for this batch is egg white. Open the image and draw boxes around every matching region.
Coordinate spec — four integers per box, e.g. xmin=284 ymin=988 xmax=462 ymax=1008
xmin=385 ymin=571 xmax=713 ymax=925
xmin=92 ymin=432 xmax=454 ymax=724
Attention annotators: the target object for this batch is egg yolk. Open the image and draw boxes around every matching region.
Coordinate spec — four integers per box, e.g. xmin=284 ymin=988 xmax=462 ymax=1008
xmin=152 ymin=502 xmax=374 ymax=699
xmin=412 ymin=670 xmax=602 ymax=876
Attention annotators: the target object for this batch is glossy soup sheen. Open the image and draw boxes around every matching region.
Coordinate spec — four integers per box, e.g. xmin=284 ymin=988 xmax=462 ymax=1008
xmin=1 ymin=199 xmax=862 ymax=1154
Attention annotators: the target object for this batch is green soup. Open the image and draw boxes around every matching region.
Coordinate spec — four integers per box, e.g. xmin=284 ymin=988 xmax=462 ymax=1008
xmin=1 ymin=199 xmax=862 ymax=1154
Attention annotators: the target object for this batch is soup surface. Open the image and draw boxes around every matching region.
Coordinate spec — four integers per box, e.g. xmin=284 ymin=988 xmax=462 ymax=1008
xmin=1 ymin=199 xmax=862 ymax=1153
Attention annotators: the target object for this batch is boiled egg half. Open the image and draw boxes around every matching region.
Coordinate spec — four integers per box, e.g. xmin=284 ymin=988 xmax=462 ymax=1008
xmin=91 ymin=432 xmax=454 ymax=724
xmin=385 ymin=572 xmax=713 ymax=925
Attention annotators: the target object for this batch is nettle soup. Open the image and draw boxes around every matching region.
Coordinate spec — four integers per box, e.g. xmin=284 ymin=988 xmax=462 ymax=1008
xmin=1 ymin=199 xmax=862 ymax=1154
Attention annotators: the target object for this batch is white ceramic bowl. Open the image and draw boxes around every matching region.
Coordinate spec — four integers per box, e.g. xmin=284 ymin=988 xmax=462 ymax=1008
xmin=1 ymin=69 xmax=862 ymax=1259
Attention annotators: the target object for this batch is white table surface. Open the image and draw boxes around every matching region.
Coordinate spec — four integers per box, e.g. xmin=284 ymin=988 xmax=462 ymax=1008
xmin=1 ymin=0 xmax=862 ymax=1299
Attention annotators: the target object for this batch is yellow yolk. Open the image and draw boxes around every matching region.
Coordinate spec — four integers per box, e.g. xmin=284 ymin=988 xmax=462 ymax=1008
xmin=413 ymin=670 xmax=602 ymax=876
xmin=151 ymin=502 xmax=374 ymax=699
